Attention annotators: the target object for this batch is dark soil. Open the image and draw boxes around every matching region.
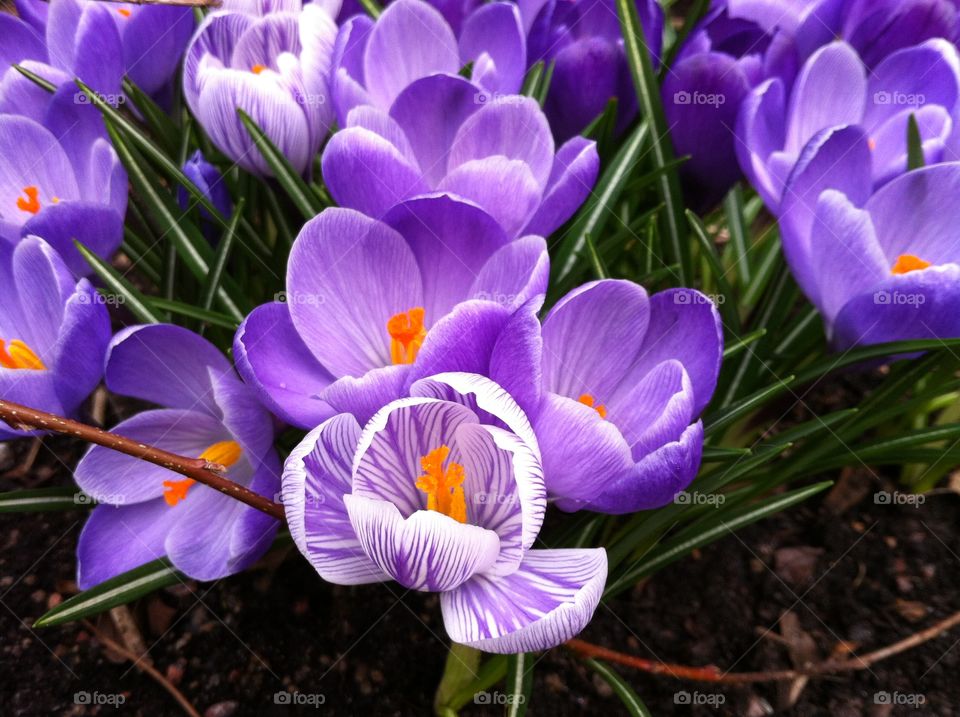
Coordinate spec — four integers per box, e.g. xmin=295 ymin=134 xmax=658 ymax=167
xmin=2 ymin=436 xmax=959 ymax=716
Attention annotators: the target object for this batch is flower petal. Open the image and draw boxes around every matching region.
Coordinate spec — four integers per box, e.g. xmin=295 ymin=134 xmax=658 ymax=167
xmin=459 ymin=2 xmax=526 ymax=95
xmin=438 ymin=157 xmax=542 ymax=237
xmin=321 ymin=364 xmax=411 ymax=426
xmin=522 ymin=136 xmax=600 ymax=237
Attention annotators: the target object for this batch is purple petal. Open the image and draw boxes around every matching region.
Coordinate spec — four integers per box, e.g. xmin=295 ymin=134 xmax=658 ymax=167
xmin=321 ymin=364 xmax=411 ymax=426
xmin=283 ymin=414 xmax=389 ymax=584
xmin=469 ymin=235 xmax=549 ymax=310
xmin=184 ymin=12 xmax=256 ymax=111
xmin=330 ymin=14 xmax=373 ymax=123
xmin=345 ymin=105 xmax=419 ymax=165
xmin=234 ymin=302 xmax=336 ymax=429
xmin=22 ymin=203 xmax=124 ymax=276
xmin=441 ymin=547 xmax=606 ymax=652
xmin=735 ymin=77 xmax=788 ymax=208
xmin=611 ymin=360 xmax=695 ymax=460
xmin=52 ymin=280 xmax=111 ymax=412
xmin=345 ymin=494 xmax=500 ymax=592
xmin=522 ymin=136 xmax=600 ymax=237
xmin=122 ymin=6 xmax=195 ymax=95
xmin=869 ymin=105 xmax=951 ymax=187
xmin=438 ymin=157 xmax=541 ymax=237
xmin=362 ymin=0 xmax=459 ymax=110
xmin=286 ymin=208 xmax=422 ymax=377
xmin=459 ymin=2 xmax=526 ymax=95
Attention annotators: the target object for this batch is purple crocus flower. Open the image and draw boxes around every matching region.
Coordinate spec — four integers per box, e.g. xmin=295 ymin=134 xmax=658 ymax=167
xmin=178 ymin=149 xmax=233 ymax=224
xmin=330 ymin=0 xmax=527 ymax=123
xmin=663 ymin=0 xmax=799 ymax=210
xmin=531 ymin=280 xmax=723 ymax=513
xmin=183 ymin=1 xmax=337 ymax=176
xmin=737 ymin=39 xmax=960 ymax=214
xmin=0 ymin=236 xmax=110 ymax=439
xmin=74 ymin=324 xmax=281 ymax=588
xmin=0 ymin=88 xmax=126 ymax=275
xmin=234 ymin=194 xmax=548 ymax=429
xmin=520 ymin=0 xmax=664 ymax=142
xmin=283 ymin=371 xmax=607 ymax=652
xmin=322 ymin=87 xmax=598 ymax=238
xmin=776 ymin=161 xmax=960 ymax=349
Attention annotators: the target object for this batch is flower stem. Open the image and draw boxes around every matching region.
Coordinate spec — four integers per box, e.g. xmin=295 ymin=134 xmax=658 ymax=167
xmin=0 ymin=399 xmax=285 ymax=521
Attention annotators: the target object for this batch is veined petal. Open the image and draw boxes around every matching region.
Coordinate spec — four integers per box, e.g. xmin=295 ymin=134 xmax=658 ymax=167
xmin=522 ymin=136 xmax=599 ymax=237
xmin=438 ymin=157 xmax=542 ymax=238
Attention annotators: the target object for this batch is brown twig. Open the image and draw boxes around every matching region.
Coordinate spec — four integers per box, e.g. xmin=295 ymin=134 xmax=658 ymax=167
xmin=0 ymin=399 xmax=285 ymax=521
xmin=84 ymin=620 xmax=202 ymax=717
xmin=566 ymin=608 xmax=960 ymax=684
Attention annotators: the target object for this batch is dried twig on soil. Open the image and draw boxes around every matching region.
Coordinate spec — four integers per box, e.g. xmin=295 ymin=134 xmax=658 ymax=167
xmin=565 ymin=609 xmax=960 ymax=684
xmin=0 ymin=399 xmax=285 ymax=520
xmin=84 ymin=620 xmax=202 ymax=717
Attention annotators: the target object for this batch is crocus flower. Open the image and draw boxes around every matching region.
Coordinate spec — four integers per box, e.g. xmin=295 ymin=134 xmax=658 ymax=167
xmin=234 ymin=195 xmax=548 ymax=429
xmin=178 ymin=149 xmax=233 ymax=225
xmin=663 ymin=0 xmax=798 ymax=210
xmin=322 ymin=87 xmax=598 ymax=238
xmin=74 ymin=324 xmax=281 ymax=588
xmin=0 ymin=237 xmax=110 ymax=439
xmin=283 ymin=371 xmax=607 ymax=652
xmin=2 ymin=0 xmax=193 ymax=119
xmin=183 ymin=1 xmax=338 ymax=176
xmin=778 ymin=162 xmax=960 ymax=349
xmin=737 ymin=39 xmax=960 ymax=214
xmin=532 ymin=280 xmax=723 ymax=513
xmin=520 ymin=0 xmax=664 ymax=142
xmin=329 ymin=0 xmax=527 ymax=124
xmin=0 ymin=88 xmax=127 ymax=274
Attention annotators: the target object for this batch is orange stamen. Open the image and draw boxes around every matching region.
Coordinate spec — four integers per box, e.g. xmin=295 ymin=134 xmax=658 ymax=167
xmin=117 ymin=8 xmax=131 ymax=17
xmin=578 ymin=393 xmax=607 ymax=419
xmin=891 ymin=254 xmax=931 ymax=275
xmin=387 ymin=307 xmax=427 ymax=365
xmin=415 ymin=445 xmax=467 ymax=523
xmin=252 ymin=64 xmax=267 ymax=74
xmin=163 ymin=440 xmax=242 ymax=506
xmin=16 ymin=186 xmax=40 ymax=215
xmin=0 ymin=339 xmax=46 ymax=370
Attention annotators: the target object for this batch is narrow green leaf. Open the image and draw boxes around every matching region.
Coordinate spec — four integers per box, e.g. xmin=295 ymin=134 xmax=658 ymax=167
xmin=34 ymin=558 xmax=184 ymax=628
xmin=907 ymin=113 xmax=925 ymax=170
xmin=0 ymin=487 xmax=86 ymax=514
xmin=702 ymin=446 xmax=752 ymax=463
xmin=616 ymin=0 xmax=690 ymax=281
xmin=202 ymin=198 xmax=245 ymax=312
xmin=583 ymin=233 xmax=609 ymax=279
xmin=504 ymin=653 xmax=534 ymax=717
xmin=147 ymin=298 xmax=240 ymax=330
xmin=723 ymin=328 xmax=766 ymax=360
xmin=443 ymin=655 xmax=509 ymax=713
xmin=705 ymin=375 xmax=795 ymax=436
xmin=585 ymin=660 xmax=652 ymax=717
xmin=434 ymin=644 xmax=482 ymax=715
xmin=793 ymin=337 xmax=960 ymax=386
xmin=122 ymin=77 xmax=180 ymax=154
xmin=687 ymin=209 xmax=739 ymax=331
xmin=723 ymin=183 xmax=751 ymax=284
xmin=521 ymin=61 xmax=545 ymax=97
xmin=13 ymin=63 xmax=56 ymax=93
xmin=238 ymin=109 xmax=321 ymax=219
xmin=74 ymin=240 xmax=164 ymax=324
xmin=358 ymin=0 xmax=382 ymax=18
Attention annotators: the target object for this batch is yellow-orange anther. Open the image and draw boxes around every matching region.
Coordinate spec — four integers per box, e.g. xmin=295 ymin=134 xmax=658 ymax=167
xmin=163 ymin=440 xmax=242 ymax=507
xmin=16 ymin=186 xmax=40 ymax=214
xmin=252 ymin=64 xmax=267 ymax=74
xmin=891 ymin=254 xmax=932 ymax=275
xmin=415 ymin=445 xmax=467 ymax=523
xmin=578 ymin=393 xmax=607 ymax=419
xmin=117 ymin=8 xmax=132 ymax=17
xmin=387 ymin=307 xmax=427 ymax=365
xmin=0 ymin=339 xmax=46 ymax=370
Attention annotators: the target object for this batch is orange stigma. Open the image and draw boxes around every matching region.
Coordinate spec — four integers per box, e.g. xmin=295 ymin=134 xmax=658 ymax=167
xmin=252 ymin=64 xmax=267 ymax=74
xmin=16 ymin=186 xmax=40 ymax=215
xmin=578 ymin=394 xmax=607 ymax=419
xmin=868 ymin=137 xmax=877 ymax=151
xmin=163 ymin=440 xmax=242 ymax=506
xmin=0 ymin=339 xmax=45 ymax=370
xmin=891 ymin=254 xmax=931 ymax=275
xmin=387 ymin=307 xmax=426 ymax=365
xmin=415 ymin=445 xmax=467 ymax=523
xmin=117 ymin=7 xmax=131 ymax=17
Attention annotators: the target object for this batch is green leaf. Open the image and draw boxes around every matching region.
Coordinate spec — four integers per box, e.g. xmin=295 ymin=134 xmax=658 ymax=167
xmin=147 ymin=298 xmax=240 ymax=330
xmin=122 ymin=77 xmax=180 ymax=155
xmin=705 ymin=375 xmax=795 ymax=436
xmin=723 ymin=184 xmax=752 ymax=284
xmin=74 ymin=240 xmax=165 ymax=324
xmin=358 ymin=0 xmax=382 ymax=18
xmin=616 ymin=0 xmax=690 ymax=282
xmin=202 ymin=198 xmax=245 ymax=312
xmin=504 ymin=653 xmax=534 ymax=717
xmin=13 ymin=63 xmax=56 ymax=93
xmin=584 ymin=660 xmax=652 ymax=717
xmin=434 ymin=644 xmax=482 ymax=716
xmin=0 ymin=487 xmax=87 ymax=513
xmin=238 ymin=109 xmax=321 ymax=219
xmin=583 ymin=232 xmax=609 ymax=279
xmin=34 ymin=558 xmax=185 ymax=628
xmin=722 ymin=328 xmax=766 ymax=360
xmin=442 ymin=655 xmax=509 ymax=713
xmin=687 ymin=209 xmax=739 ymax=331
xmin=907 ymin=113 xmax=925 ymax=170
xmin=553 ymin=123 xmax=649 ymax=284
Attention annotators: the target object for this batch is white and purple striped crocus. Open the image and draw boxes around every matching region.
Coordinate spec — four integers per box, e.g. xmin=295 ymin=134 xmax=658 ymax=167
xmin=520 ymin=0 xmax=664 ymax=142
xmin=0 ymin=89 xmax=126 ymax=274
xmin=234 ymin=194 xmax=548 ymax=428
xmin=183 ymin=0 xmax=337 ymax=176
xmin=324 ymin=0 xmax=597 ymax=238
xmin=737 ymin=39 xmax=960 ymax=215
xmin=777 ymin=162 xmax=960 ymax=349
xmin=74 ymin=324 xmax=281 ymax=588
xmin=532 ymin=280 xmax=723 ymax=513
xmin=0 ymin=237 xmax=110 ymax=438
xmin=283 ymin=372 xmax=607 ymax=653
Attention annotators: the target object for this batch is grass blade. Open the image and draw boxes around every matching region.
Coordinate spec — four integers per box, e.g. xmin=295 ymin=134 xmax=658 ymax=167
xmin=75 ymin=240 xmax=165 ymax=324
xmin=585 ymin=660 xmax=652 ymax=717
xmin=0 ymin=487 xmax=86 ymax=513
